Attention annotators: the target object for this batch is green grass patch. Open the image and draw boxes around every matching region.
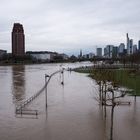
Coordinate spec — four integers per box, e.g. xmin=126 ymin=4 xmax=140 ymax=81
xmin=74 ymin=67 xmax=140 ymax=96
xmin=114 ymin=69 xmax=140 ymax=96
xmin=74 ymin=67 xmax=95 ymax=74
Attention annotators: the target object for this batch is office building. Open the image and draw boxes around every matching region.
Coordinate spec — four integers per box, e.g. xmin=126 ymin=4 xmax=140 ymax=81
xmin=96 ymin=48 xmax=102 ymax=57
xmin=89 ymin=53 xmax=95 ymax=59
xmin=0 ymin=49 xmax=7 ymax=58
xmin=133 ymin=45 xmax=137 ymax=54
xmin=26 ymin=51 xmax=57 ymax=62
xmin=118 ymin=43 xmax=125 ymax=57
xmin=126 ymin=33 xmax=130 ymax=54
xmin=126 ymin=33 xmax=134 ymax=55
xmin=104 ymin=45 xmax=114 ymax=58
xmin=129 ymin=39 xmax=133 ymax=54
xmin=12 ymin=23 xmax=25 ymax=56
xmin=112 ymin=46 xmax=118 ymax=58
xmin=78 ymin=49 xmax=83 ymax=59
xmin=138 ymin=40 xmax=140 ymax=51
xmin=118 ymin=43 xmax=125 ymax=54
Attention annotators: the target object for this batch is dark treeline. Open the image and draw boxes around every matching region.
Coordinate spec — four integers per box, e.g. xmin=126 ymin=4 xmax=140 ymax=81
xmin=1 ymin=52 xmax=140 ymax=65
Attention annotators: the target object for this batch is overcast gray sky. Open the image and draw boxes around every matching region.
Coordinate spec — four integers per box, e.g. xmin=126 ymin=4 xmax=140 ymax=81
xmin=0 ymin=0 xmax=140 ymax=55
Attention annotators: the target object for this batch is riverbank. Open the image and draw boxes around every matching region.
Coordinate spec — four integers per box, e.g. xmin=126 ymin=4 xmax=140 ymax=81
xmin=74 ymin=67 xmax=140 ymax=96
xmin=0 ymin=60 xmax=90 ymax=66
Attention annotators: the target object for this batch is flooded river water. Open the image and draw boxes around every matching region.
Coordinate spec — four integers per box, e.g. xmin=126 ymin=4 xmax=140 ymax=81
xmin=0 ymin=62 xmax=140 ymax=140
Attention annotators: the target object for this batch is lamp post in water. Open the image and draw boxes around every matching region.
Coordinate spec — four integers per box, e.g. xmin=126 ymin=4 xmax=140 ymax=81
xmin=45 ymin=74 xmax=50 ymax=108
xmin=59 ymin=65 xmax=64 ymax=85
xmin=61 ymin=68 xmax=64 ymax=85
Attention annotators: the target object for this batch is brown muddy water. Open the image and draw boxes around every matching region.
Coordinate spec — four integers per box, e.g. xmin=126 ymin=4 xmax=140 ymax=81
xmin=0 ymin=62 xmax=140 ymax=140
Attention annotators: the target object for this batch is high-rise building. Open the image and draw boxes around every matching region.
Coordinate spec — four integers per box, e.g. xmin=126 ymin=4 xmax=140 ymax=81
xmin=112 ymin=46 xmax=118 ymax=58
xmin=104 ymin=45 xmax=114 ymax=58
xmin=12 ymin=23 xmax=25 ymax=56
xmin=118 ymin=43 xmax=125 ymax=54
xmin=126 ymin=33 xmax=130 ymax=54
xmin=89 ymin=53 xmax=95 ymax=59
xmin=118 ymin=43 xmax=125 ymax=57
xmin=80 ymin=49 xmax=82 ymax=58
xmin=133 ymin=45 xmax=137 ymax=54
xmin=126 ymin=33 xmax=134 ymax=55
xmin=129 ymin=39 xmax=133 ymax=54
xmin=138 ymin=40 xmax=140 ymax=51
xmin=96 ymin=48 xmax=102 ymax=57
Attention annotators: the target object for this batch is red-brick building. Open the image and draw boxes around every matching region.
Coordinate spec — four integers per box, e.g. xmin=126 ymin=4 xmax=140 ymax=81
xmin=12 ymin=23 xmax=25 ymax=56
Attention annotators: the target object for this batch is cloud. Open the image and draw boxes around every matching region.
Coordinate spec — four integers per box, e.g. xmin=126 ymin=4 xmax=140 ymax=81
xmin=0 ymin=0 xmax=140 ymax=54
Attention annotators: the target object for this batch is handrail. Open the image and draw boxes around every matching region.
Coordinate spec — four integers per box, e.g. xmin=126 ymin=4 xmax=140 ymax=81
xmin=16 ymin=69 xmax=64 ymax=114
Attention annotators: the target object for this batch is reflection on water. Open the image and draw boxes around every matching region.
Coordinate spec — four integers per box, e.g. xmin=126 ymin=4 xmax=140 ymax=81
xmin=12 ymin=65 xmax=25 ymax=104
xmin=110 ymin=106 xmax=114 ymax=140
xmin=101 ymin=105 xmax=115 ymax=140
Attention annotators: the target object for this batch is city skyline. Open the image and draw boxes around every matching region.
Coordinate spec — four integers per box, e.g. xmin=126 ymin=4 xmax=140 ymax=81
xmin=0 ymin=0 xmax=140 ymax=55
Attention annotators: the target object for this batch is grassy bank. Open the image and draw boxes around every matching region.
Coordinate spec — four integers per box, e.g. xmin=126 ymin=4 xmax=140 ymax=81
xmin=74 ymin=67 xmax=140 ymax=96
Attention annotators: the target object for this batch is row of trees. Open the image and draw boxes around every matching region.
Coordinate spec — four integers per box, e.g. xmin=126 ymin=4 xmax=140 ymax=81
xmin=119 ymin=52 xmax=140 ymax=67
xmin=92 ymin=69 xmax=131 ymax=140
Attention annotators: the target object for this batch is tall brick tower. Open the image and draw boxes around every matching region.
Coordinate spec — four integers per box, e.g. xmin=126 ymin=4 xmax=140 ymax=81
xmin=12 ymin=23 xmax=25 ymax=56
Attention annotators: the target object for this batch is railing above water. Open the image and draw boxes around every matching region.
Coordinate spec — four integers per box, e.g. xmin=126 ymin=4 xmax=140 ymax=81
xmin=15 ymin=69 xmax=65 ymax=116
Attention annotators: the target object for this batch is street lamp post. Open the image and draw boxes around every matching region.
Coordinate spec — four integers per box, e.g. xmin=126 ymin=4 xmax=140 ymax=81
xmin=61 ymin=68 xmax=65 ymax=85
xmin=45 ymin=74 xmax=49 ymax=108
